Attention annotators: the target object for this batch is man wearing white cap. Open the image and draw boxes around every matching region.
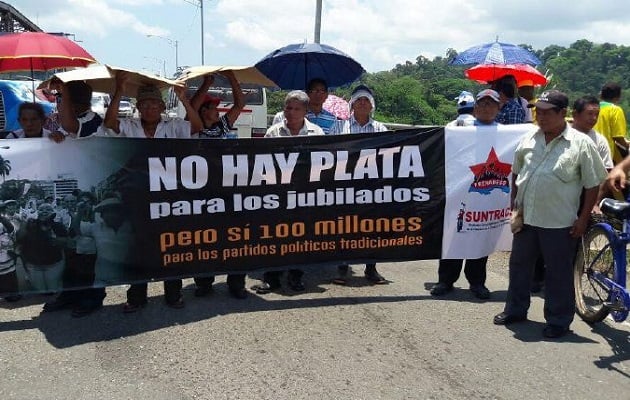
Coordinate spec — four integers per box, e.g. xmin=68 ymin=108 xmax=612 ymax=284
xmin=330 ymin=85 xmax=387 ymax=134
xmin=330 ymin=85 xmax=389 ymax=285
xmin=447 ymin=91 xmax=476 ymax=127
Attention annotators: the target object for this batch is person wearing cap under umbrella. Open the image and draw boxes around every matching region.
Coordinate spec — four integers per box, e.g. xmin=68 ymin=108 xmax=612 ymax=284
xmin=185 ymin=71 xmax=249 ymax=299
xmin=329 ymin=85 xmax=389 ymax=285
xmin=447 ymin=91 xmax=476 ymax=127
xmin=430 ymin=89 xmax=501 ymax=300
xmin=493 ymin=90 xmax=607 ymax=339
xmin=103 ymin=72 xmax=204 ymax=312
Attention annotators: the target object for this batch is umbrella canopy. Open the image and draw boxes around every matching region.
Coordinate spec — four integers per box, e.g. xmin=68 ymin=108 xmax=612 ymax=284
xmin=465 ymin=64 xmax=548 ymax=86
xmin=39 ymin=64 xmax=184 ymax=97
xmin=449 ymin=40 xmax=541 ymax=66
xmin=0 ymin=32 xmax=96 ymax=72
xmin=255 ymin=42 xmax=365 ymax=90
xmin=323 ymin=94 xmax=349 ymax=120
xmin=176 ymin=65 xmax=278 ymax=87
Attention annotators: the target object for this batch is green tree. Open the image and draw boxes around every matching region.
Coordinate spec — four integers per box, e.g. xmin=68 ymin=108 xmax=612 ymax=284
xmin=0 ymin=156 xmax=11 ymax=182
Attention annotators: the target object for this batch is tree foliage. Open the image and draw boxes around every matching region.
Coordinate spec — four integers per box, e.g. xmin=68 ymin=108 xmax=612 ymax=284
xmin=266 ymin=40 xmax=630 ymax=130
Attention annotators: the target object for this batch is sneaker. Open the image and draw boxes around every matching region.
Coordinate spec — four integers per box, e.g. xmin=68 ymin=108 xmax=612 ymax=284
xmin=430 ymin=282 xmax=453 ymax=296
xmin=470 ymin=284 xmax=491 ymax=300
xmin=251 ymin=281 xmax=281 ymax=295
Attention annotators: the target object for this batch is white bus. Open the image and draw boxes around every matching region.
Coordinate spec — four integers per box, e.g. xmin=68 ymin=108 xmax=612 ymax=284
xmin=167 ymin=74 xmax=268 ymax=138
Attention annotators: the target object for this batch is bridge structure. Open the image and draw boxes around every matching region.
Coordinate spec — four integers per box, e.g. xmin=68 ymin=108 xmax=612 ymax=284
xmin=0 ymin=1 xmax=41 ymax=33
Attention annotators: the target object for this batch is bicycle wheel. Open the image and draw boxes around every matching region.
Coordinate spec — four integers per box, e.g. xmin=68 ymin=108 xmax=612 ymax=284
xmin=574 ymin=225 xmax=615 ymax=323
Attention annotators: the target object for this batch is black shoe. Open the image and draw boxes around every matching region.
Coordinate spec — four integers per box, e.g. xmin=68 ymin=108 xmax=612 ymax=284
xmin=493 ymin=312 xmax=527 ymax=325
xmin=365 ymin=269 xmax=387 ymax=285
xmin=542 ymin=324 xmax=570 ymax=339
xmin=430 ymin=282 xmax=453 ymax=296
xmin=333 ymin=264 xmax=350 ymax=285
xmin=287 ymin=278 xmax=306 ymax=292
xmin=43 ymin=297 xmax=74 ymax=312
xmin=470 ymin=284 xmax=491 ymax=300
xmin=4 ymin=294 xmax=22 ymax=302
xmin=166 ymin=297 xmax=185 ymax=309
xmin=252 ymin=281 xmax=281 ymax=295
xmin=229 ymin=287 xmax=248 ymax=299
xmin=194 ymin=286 xmax=213 ymax=297
xmin=71 ymin=304 xmax=102 ymax=318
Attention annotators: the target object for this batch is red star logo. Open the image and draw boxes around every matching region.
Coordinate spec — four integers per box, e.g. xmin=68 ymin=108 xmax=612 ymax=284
xmin=469 ymin=147 xmax=511 ymax=178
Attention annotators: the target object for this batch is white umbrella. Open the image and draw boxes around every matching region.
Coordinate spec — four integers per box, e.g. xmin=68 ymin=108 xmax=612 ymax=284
xmin=176 ymin=65 xmax=278 ymax=87
xmin=38 ymin=64 xmax=184 ymax=97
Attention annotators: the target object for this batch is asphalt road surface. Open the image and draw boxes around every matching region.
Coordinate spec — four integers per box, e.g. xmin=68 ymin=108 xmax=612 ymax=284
xmin=1 ymin=253 xmax=629 ymax=400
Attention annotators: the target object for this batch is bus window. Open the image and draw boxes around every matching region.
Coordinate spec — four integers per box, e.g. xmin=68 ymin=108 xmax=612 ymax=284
xmin=167 ymin=74 xmax=267 ymax=138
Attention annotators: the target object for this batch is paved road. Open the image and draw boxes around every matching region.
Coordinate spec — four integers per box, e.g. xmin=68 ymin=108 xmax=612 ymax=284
xmin=1 ymin=253 xmax=628 ymax=400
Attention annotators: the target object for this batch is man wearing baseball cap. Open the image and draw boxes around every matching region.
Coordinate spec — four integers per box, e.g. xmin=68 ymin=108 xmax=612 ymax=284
xmin=494 ymin=89 xmax=607 ymax=338
xmin=431 ymin=89 xmax=501 ymax=300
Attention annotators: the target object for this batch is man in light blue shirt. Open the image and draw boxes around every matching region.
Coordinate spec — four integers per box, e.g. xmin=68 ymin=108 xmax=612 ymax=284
xmin=331 ymin=85 xmax=389 ymax=286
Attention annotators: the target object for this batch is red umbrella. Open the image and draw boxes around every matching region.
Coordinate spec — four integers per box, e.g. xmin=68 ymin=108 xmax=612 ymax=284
xmin=0 ymin=32 xmax=96 ymax=72
xmin=464 ymin=64 xmax=548 ymax=86
xmin=323 ymin=94 xmax=350 ymax=120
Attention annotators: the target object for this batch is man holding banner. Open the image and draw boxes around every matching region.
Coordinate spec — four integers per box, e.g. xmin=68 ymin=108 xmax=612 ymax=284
xmin=431 ymin=89 xmax=502 ymax=300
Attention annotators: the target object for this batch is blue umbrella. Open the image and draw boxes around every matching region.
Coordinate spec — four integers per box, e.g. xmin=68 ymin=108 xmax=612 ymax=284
xmin=448 ymin=41 xmax=541 ymax=66
xmin=255 ymin=42 xmax=365 ymax=90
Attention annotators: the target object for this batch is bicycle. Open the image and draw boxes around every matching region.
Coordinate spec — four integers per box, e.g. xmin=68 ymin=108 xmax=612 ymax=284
xmin=574 ymin=198 xmax=630 ymax=323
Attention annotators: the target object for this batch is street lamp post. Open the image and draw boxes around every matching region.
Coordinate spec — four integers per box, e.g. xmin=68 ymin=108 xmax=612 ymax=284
xmin=143 ymin=56 xmax=166 ymax=77
xmin=146 ymin=34 xmax=179 ymax=76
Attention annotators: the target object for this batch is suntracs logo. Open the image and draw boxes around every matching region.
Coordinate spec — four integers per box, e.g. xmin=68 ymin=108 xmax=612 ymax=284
xmin=468 ymin=147 xmax=511 ymax=195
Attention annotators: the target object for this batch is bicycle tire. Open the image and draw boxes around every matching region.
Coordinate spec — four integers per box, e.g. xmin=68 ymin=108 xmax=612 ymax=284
xmin=574 ymin=225 xmax=615 ymax=323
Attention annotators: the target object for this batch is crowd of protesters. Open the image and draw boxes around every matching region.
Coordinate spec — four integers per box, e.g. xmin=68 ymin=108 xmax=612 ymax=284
xmin=0 ymin=72 xmax=627 ymax=340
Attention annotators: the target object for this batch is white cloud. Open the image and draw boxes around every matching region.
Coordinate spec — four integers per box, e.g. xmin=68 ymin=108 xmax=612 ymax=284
xmin=10 ymin=0 xmax=630 ymax=73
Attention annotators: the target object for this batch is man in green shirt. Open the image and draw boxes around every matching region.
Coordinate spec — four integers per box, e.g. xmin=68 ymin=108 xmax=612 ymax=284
xmin=493 ymin=90 xmax=607 ymax=339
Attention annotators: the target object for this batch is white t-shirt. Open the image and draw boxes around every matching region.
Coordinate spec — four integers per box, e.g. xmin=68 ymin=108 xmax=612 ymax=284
xmin=265 ymin=119 xmax=324 ymax=137
xmin=99 ymin=118 xmax=192 ymax=138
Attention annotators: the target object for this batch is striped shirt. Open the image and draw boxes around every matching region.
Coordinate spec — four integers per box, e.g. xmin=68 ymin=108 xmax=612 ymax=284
xmin=329 ymin=115 xmax=388 ymax=134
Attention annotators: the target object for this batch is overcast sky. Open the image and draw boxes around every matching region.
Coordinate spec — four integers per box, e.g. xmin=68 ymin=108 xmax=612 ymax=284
xmin=14 ymin=0 xmax=630 ymax=77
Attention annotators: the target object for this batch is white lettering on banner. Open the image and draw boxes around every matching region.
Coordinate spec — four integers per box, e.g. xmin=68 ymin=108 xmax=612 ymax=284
xmin=148 ymin=156 xmax=209 ymax=191
xmin=286 ymin=186 xmax=430 ymax=210
xmin=309 ymin=146 xmax=425 ymax=182
xmin=222 ymin=153 xmax=299 ymax=187
xmin=150 ymin=198 xmax=226 ymax=219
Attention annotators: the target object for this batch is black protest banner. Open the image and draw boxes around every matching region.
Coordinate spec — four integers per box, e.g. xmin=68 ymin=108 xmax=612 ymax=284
xmin=0 ymin=127 xmax=444 ymax=295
